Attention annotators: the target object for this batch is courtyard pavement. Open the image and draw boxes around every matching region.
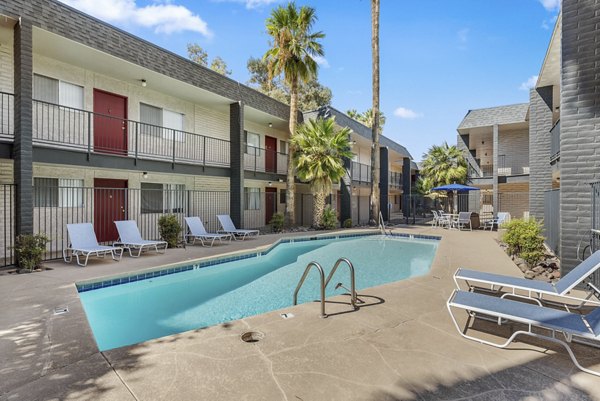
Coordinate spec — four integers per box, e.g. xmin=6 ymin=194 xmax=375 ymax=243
xmin=1 ymin=226 xmax=600 ymax=401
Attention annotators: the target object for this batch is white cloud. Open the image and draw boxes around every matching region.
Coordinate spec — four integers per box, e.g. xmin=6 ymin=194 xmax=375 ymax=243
xmin=215 ymin=0 xmax=281 ymax=9
xmin=519 ymin=75 xmax=539 ymax=91
xmin=59 ymin=0 xmax=212 ymax=36
xmin=393 ymin=107 xmax=423 ymax=119
xmin=539 ymin=0 xmax=560 ymax=11
xmin=313 ymin=55 xmax=330 ymax=68
xmin=541 ymin=14 xmax=558 ymax=30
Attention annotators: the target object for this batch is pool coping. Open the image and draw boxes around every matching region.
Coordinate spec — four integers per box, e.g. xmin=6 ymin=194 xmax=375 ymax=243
xmin=75 ymin=230 xmax=441 ymax=292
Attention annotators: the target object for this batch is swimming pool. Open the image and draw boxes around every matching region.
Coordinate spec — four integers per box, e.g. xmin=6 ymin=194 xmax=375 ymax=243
xmin=78 ymin=233 xmax=439 ymax=351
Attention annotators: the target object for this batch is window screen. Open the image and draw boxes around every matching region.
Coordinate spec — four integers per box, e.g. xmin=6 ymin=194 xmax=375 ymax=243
xmin=59 ymin=82 xmax=84 ymax=109
xmin=245 ymin=131 xmax=260 ymax=155
xmin=33 ymin=177 xmax=58 ymax=207
xmin=58 ymin=179 xmax=84 ymax=207
xmin=33 ymin=74 xmax=59 ymax=104
xmin=244 ymin=187 xmax=260 ymax=210
xmin=163 ymin=109 xmax=184 ymax=142
xmin=140 ymin=103 xmax=162 ymax=137
xmin=141 ymin=182 xmax=163 ymax=213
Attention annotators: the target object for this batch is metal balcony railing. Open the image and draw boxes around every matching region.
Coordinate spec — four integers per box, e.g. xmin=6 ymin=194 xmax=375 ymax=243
xmin=0 ymin=91 xmax=13 ymax=140
xmin=550 ymin=120 xmax=560 ymax=162
xmin=351 ymin=161 xmax=371 ymax=184
xmin=389 ymin=172 xmax=402 ymax=188
xmin=244 ymin=145 xmax=288 ymax=175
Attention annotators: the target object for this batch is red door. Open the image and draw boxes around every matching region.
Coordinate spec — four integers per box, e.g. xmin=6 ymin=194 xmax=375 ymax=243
xmin=265 ymin=187 xmax=277 ymax=225
xmin=265 ymin=136 xmax=277 ymax=173
xmin=94 ymin=89 xmax=128 ymax=155
xmin=94 ymin=179 xmax=128 ymax=242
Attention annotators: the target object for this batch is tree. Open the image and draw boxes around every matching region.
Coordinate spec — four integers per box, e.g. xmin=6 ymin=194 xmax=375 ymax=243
xmin=187 ymin=43 xmax=208 ymax=66
xmin=292 ymin=118 xmax=353 ymax=227
xmin=346 ymin=108 xmax=386 ymax=130
xmin=369 ymin=0 xmax=381 ymax=225
xmin=247 ymin=56 xmax=331 ymax=110
xmin=210 ymin=57 xmax=232 ymax=76
xmin=418 ymin=142 xmax=467 ymax=192
xmin=264 ymin=2 xmax=325 ymax=226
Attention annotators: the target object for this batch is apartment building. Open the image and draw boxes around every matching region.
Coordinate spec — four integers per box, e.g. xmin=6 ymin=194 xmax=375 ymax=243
xmin=0 ymin=0 xmax=415 ymax=265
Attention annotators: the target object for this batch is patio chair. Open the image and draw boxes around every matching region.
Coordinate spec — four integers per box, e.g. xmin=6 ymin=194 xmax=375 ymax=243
xmin=453 ymin=250 xmax=600 ymax=310
xmin=217 ymin=214 xmax=259 ymax=241
xmin=430 ymin=210 xmax=439 ymax=227
xmin=456 ymin=212 xmax=473 ymax=231
xmin=447 ymin=289 xmax=600 ymax=376
xmin=438 ymin=212 xmax=453 ymax=229
xmin=63 ymin=223 xmax=123 ymax=267
xmin=483 ymin=212 xmax=510 ymax=231
xmin=114 ymin=220 xmax=168 ymax=257
xmin=185 ymin=217 xmax=232 ymax=247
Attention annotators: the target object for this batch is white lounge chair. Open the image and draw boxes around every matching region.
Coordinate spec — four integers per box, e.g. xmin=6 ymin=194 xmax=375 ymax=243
xmin=454 ymin=250 xmax=600 ymax=309
xmin=63 ymin=223 xmax=122 ymax=267
xmin=185 ymin=217 xmax=231 ymax=247
xmin=217 ymin=214 xmax=259 ymax=241
xmin=114 ymin=220 xmax=168 ymax=257
xmin=483 ymin=212 xmax=510 ymax=231
xmin=447 ymin=289 xmax=600 ymax=376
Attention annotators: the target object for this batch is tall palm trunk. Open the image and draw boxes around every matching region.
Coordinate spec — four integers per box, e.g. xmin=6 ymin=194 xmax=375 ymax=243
xmin=369 ymin=0 xmax=381 ymax=225
xmin=313 ymin=191 xmax=326 ymax=228
xmin=286 ymin=77 xmax=299 ymax=226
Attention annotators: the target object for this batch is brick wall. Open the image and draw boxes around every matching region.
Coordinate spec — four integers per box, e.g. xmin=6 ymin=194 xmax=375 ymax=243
xmin=498 ymin=127 xmax=529 ymax=175
xmin=560 ymin=0 xmax=600 ymax=272
xmin=529 ymin=86 xmax=553 ymax=220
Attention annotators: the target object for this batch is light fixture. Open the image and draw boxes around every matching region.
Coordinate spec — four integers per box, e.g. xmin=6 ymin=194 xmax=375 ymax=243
xmin=142 ymin=171 xmax=148 ymax=179
xmin=481 ymin=140 xmax=485 ymax=145
xmin=268 ymin=122 xmax=273 ymax=128
xmin=268 ymin=181 xmax=273 ymax=186
xmin=278 ymin=178 xmax=284 ymax=183
xmin=141 ymin=79 xmax=147 ymax=87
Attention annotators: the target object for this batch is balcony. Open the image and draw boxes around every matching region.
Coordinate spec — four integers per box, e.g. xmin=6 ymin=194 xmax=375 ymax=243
xmin=351 ymin=161 xmax=371 ymax=184
xmin=0 ymin=92 xmax=13 ymax=141
xmin=389 ymin=171 xmax=402 ymax=188
xmin=550 ymin=120 xmax=560 ymax=163
xmin=244 ymin=146 xmax=288 ymax=175
xmin=497 ymin=155 xmax=529 ymax=176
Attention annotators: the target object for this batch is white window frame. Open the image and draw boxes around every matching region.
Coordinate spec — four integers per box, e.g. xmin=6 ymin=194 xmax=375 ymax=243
xmin=245 ymin=131 xmax=260 ymax=155
xmin=139 ymin=102 xmax=185 ymax=142
xmin=33 ymin=74 xmax=84 ymax=110
xmin=245 ymin=187 xmax=261 ymax=210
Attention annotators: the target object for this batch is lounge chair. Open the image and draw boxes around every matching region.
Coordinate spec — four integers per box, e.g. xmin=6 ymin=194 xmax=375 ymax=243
xmin=456 ymin=212 xmax=472 ymax=231
xmin=185 ymin=217 xmax=231 ymax=247
xmin=63 ymin=223 xmax=122 ymax=267
xmin=447 ymin=289 xmax=600 ymax=376
xmin=114 ymin=220 xmax=168 ymax=257
xmin=217 ymin=214 xmax=259 ymax=241
xmin=454 ymin=250 xmax=600 ymax=309
xmin=483 ymin=212 xmax=510 ymax=231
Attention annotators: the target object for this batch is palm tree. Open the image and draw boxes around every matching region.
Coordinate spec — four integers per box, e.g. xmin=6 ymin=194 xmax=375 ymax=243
xmin=419 ymin=142 xmax=467 ymax=189
xmin=369 ymin=0 xmax=381 ymax=225
xmin=346 ymin=108 xmax=386 ymax=130
xmin=264 ymin=2 xmax=325 ymax=226
xmin=292 ymin=118 xmax=353 ymax=228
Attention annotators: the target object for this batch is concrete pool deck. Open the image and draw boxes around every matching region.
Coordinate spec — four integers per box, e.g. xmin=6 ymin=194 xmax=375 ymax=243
xmin=1 ymin=226 xmax=600 ymax=401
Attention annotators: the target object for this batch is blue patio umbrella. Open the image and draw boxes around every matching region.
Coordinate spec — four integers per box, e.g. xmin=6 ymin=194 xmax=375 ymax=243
xmin=431 ymin=183 xmax=480 ymax=213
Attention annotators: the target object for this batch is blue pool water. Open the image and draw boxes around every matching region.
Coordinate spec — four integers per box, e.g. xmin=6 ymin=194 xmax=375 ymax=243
xmin=79 ymin=235 xmax=438 ymax=350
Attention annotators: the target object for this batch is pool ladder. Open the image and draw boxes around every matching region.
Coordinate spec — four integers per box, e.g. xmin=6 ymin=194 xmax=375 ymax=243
xmin=292 ymin=257 xmax=358 ymax=318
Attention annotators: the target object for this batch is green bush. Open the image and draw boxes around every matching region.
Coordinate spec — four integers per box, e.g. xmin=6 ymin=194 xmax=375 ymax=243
xmin=343 ymin=218 xmax=353 ymax=228
xmin=158 ymin=215 xmax=182 ymax=248
xmin=15 ymin=234 xmax=48 ymax=271
xmin=502 ymin=218 xmax=545 ymax=267
xmin=270 ymin=212 xmax=284 ymax=233
xmin=321 ymin=206 xmax=338 ymax=230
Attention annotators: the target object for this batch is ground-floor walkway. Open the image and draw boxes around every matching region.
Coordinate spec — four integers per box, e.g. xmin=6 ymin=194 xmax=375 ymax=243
xmin=1 ymin=226 xmax=599 ymax=401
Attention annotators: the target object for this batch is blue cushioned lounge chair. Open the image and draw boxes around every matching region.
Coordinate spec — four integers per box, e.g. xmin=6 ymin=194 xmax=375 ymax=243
xmin=114 ymin=220 xmax=168 ymax=257
xmin=447 ymin=290 xmax=600 ymax=376
xmin=185 ymin=217 xmax=231 ymax=247
xmin=64 ymin=223 xmax=122 ymax=267
xmin=217 ymin=214 xmax=259 ymax=241
xmin=454 ymin=251 xmax=600 ymax=309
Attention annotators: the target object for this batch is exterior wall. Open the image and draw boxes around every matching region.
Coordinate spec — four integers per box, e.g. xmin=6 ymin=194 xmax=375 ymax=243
xmin=0 ymin=25 xmax=14 ymax=93
xmin=497 ymin=128 xmax=529 ymax=175
xmin=498 ymin=182 xmax=529 ymax=220
xmin=559 ymin=0 xmax=600 ymax=271
xmin=529 ymin=86 xmax=554 ymax=220
xmin=0 ymin=159 xmax=14 ymax=184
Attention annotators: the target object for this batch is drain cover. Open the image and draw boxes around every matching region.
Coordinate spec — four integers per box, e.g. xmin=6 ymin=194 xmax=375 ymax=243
xmin=240 ymin=331 xmax=264 ymax=343
xmin=280 ymin=313 xmax=295 ymax=319
xmin=53 ymin=306 xmax=68 ymax=315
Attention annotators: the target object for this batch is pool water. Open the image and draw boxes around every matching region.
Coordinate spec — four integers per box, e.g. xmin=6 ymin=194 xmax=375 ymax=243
xmin=79 ymin=235 xmax=438 ymax=350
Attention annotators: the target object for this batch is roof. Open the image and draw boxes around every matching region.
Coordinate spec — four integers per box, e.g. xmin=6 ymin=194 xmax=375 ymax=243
xmin=303 ymin=106 xmax=413 ymax=160
xmin=457 ymin=103 xmax=529 ymax=130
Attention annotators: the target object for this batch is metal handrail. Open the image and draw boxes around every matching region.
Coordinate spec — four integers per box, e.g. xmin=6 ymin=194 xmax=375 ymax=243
xmin=293 ymin=261 xmax=327 ymax=318
xmin=324 ymin=258 xmax=357 ymax=309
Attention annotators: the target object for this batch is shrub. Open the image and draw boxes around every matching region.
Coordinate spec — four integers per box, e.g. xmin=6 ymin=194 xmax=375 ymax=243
xmin=321 ymin=206 xmax=338 ymax=230
xmin=158 ymin=215 xmax=182 ymax=248
xmin=270 ymin=212 xmax=284 ymax=233
xmin=502 ymin=218 xmax=545 ymax=267
xmin=343 ymin=218 xmax=353 ymax=228
xmin=15 ymin=234 xmax=48 ymax=271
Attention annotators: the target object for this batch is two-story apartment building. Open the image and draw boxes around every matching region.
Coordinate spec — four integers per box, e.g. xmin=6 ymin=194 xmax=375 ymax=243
xmin=0 ymin=0 xmax=416 ymax=265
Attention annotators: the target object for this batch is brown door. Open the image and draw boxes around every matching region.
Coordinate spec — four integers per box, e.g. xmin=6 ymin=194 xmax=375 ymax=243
xmin=265 ymin=187 xmax=277 ymax=225
xmin=94 ymin=179 xmax=128 ymax=242
xmin=265 ymin=136 xmax=277 ymax=173
xmin=94 ymin=89 xmax=128 ymax=155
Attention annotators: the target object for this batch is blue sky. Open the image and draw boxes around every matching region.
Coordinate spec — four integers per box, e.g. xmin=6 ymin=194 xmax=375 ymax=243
xmin=60 ymin=0 xmax=560 ymax=160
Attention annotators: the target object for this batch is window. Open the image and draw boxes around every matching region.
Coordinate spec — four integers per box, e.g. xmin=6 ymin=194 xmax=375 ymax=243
xmin=244 ymin=187 xmax=260 ymax=210
xmin=140 ymin=103 xmax=184 ymax=141
xmin=279 ymin=189 xmax=286 ymax=204
xmin=245 ymin=131 xmax=260 ymax=155
xmin=33 ymin=74 xmax=83 ymax=109
xmin=141 ymin=183 xmax=185 ymax=214
xmin=34 ymin=177 xmax=84 ymax=207
xmin=279 ymin=140 xmax=287 ymax=155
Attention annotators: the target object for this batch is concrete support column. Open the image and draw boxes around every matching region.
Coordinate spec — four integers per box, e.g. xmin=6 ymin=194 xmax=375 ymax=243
xmin=402 ymin=157 xmax=411 ymax=223
xmin=379 ymin=147 xmax=389 ymax=221
xmin=492 ymin=124 xmax=499 ymax=216
xmin=340 ymin=157 xmax=352 ymax=224
xmin=529 ymin=86 xmax=554 ymax=220
xmin=14 ymin=19 xmax=34 ymax=235
xmin=229 ymin=101 xmax=244 ymax=228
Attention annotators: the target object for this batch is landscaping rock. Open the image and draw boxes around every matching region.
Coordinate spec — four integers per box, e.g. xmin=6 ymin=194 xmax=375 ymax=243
xmin=532 ymin=266 xmax=545 ymax=274
xmin=524 ymin=270 xmax=535 ymax=279
xmin=551 ymin=270 xmax=561 ymax=279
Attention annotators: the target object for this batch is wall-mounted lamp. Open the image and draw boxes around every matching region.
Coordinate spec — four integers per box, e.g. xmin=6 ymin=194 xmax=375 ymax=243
xmin=142 ymin=171 xmax=148 ymax=179
xmin=278 ymin=178 xmax=284 ymax=183
xmin=481 ymin=140 xmax=485 ymax=145
xmin=141 ymin=79 xmax=147 ymax=87
xmin=268 ymin=181 xmax=273 ymax=187
xmin=268 ymin=122 xmax=273 ymax=128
